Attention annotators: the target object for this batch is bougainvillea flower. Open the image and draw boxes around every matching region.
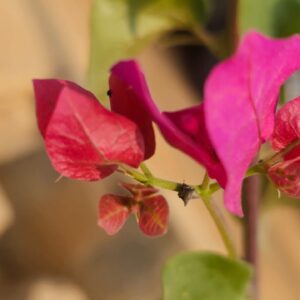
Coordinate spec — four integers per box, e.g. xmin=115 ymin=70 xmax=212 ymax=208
xmin=268 ymin=96 xmax=300 ymax=197
xmin=33 ymin=80 xmax=144 ymax=181
xmin=98 ymin=183 xmax=169 ymax=237
xmin=109 ymin=60 xmax=226 ymax=186
xmin=204 ymin=31 xmax=300 ymax=216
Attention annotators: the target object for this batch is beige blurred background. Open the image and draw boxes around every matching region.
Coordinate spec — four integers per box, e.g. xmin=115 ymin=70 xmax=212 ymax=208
xmin=0 ymin=1 xmax=300 ymax=299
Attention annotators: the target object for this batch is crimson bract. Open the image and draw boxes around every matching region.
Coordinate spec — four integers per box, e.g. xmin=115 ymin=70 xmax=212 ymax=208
xmin=268 ymin=97 xmax=300 ymax=196
xmin=98 ymin=184 xmax=169 ymax=237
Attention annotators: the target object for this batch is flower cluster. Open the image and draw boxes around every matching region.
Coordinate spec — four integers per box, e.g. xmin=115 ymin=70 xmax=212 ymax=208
xmin=33 ymin=31 xmax=300 ymax=236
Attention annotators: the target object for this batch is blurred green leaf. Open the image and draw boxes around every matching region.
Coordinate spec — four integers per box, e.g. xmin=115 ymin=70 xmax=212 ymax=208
xmin=239 ymin=0 xmax=279 ymax=35
xmin=163 ymin=252 xmax=252 ymax=300
xmin=239 ymin=0 xmax=300 ymax=37
xmin=88 ymin=0 xmax=209 ymax=104
xmin=273 ymin=0 xmax=300 ymax=37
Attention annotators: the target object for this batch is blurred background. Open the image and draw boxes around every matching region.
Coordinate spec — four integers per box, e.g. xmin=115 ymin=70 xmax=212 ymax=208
xmin=1 ymin=0 xmax=300 ymax=299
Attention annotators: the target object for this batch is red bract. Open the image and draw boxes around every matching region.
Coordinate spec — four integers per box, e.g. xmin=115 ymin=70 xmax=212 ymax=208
xmin=204 ymin=32 xmax=300 ymax=216
xmin=98 ymin=194 xmax=131 ymax=235
xmin=268 ymin=97 xmax=300 ymax=197
xmin=271 ymin=96 xmax=300 ymax=160
xmin=138 ymin=194 xmax=169 ymax=236
xmin=98 ymin=184 xmax=169 ymax=237
xmin=268 ymin=158 xmax=300 ymax=197
xmin=109 ymin=61 xmax=226 ymax=186
xmin=33 ymin=80 xmax=144 ymax=181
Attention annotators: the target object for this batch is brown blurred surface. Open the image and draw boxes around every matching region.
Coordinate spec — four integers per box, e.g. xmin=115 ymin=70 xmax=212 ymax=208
xmin=0 ymin=1 xmax=300 ymax=299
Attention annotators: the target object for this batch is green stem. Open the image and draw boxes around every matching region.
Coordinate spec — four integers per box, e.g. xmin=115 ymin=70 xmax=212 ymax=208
xmin=197 ymin=190 xmax=237 ymax=259
xmin=123 ymin=160 xmax=266 ymax=197
xmin=203 ymin=164 xmax=265 ymax=196
xmin=201 ymin=172 xmax=210 ymax=189
xmin=147 ymin=177 xmax=179 ymax=191
xmin=122 ymin=165 xmax=237 ymax=258
xmin=140 ymin=162 xmax=153 ymax=178
xmin=121 ymin=165 xmax=180 ymax=191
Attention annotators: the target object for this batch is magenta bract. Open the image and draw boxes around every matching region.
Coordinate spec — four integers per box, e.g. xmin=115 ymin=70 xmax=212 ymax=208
xmin=109 ymin=62 xmax=156 ymax=160
xmin=204 ymin=32 xmax=300 ymax=216
xmin=164 ymin=105 xmax=226 ymax=187
xmin=33 ymin=80 xmax=145 ymax=181
xmin=109 ymin=60 xmax=226 ymax=185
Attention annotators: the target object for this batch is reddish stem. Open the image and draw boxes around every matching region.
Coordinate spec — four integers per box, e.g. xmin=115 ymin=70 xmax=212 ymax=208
xmin=244 ymin=175 xmax=260 ymax=300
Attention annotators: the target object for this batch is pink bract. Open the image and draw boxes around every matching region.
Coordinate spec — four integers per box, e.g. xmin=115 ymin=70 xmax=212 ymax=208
xmin=109 ymin=60 xmax=226 ymax=185
xmin=109 ymin=63 xmax=156 ymax=159
xmin=33 ymin=80 xmax=145 ymax=181
xmin=205 ymin=31 xmax=300 ymax=216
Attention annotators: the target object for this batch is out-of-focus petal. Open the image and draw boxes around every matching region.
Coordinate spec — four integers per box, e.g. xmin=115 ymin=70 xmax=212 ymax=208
xmin=205 ymin=32 xmax=300 ymax=216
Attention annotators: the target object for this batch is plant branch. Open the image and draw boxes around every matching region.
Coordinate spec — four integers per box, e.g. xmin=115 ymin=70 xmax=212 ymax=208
xmin=140 ymin=162 xmax=153 ymax=177
xmin=199 ymin=192 xmax=237 ymax=259
xmin=243 ymin=175 xmax=260 ymax=300
xmin=120 ymin=165 xmax=181 ymax=192
xmin=122 ymin=165 xmax=237 ymax=258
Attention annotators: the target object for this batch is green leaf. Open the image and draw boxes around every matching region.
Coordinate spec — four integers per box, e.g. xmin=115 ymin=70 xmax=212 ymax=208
xmin=239 ymin=0 xmax=279 ymax=35
xmin=163 ymin=252 xmax=252 ymax=300
xmin=273 ymin=0 xmax=300 ymax=37
xmin=87 ymin=0 xmax=209 ymax=104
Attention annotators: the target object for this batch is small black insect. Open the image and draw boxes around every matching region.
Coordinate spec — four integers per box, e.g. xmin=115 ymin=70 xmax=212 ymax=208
xmin=177 ymin=183 xmax=196 ymax=206
xmin=107 ymin=89 xmax=112 ymax=97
